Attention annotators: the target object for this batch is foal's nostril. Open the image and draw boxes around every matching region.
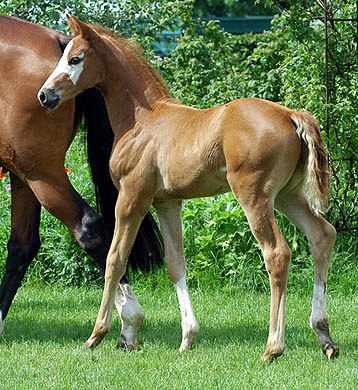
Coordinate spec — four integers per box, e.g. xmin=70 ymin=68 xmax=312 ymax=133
xmin=38 ymin=88 xmax=60 ymax=109
xmin=38 ymin=90 xmax=48 ymax=105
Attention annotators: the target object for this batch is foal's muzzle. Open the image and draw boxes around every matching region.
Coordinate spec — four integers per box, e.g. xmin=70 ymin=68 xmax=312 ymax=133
xmin=37 ymin=88 xmax=60 ymax=110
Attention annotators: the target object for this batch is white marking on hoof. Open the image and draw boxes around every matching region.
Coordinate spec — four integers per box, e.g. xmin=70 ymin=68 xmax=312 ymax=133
xmin=324 ymin=343 xmax=339 ymax=360
xmin=179 ymin=322 xmax=200 ymax=352
xmin=115 ymin=284 xmax=144 ymax=349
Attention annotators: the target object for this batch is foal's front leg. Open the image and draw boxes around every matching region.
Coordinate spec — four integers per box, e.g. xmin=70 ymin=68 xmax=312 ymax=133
xmin=155 ymin=201 xmax=199 ymax=351
xmin=114 ymin=281 xmax=144 ymax=350
xmin=83 ymin=194 xmax=148 ymax=349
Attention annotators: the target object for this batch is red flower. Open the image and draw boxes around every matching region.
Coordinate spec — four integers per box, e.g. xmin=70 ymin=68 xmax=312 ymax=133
xmin=65 ymin=168 xmax=72 ymax=174
xmin=0 ymin=167 xmax=6 ymax=179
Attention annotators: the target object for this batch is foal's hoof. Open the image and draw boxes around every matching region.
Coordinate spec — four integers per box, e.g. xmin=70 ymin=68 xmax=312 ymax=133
xmin=323 ymin=343 xmax=339 ymax=360
xmin=114 ymin=335 xmax=139 ymax=351
xmin=261 ymin=351 xmax=281 ymax=362
xmin=179 ymin=322 xmax=199 ymax=352
xmin=261 ymin=345 xmax=285 ymax=362
xmin=83 ymin=335 xmax=103 ymax=350
xmin=83 ymin=339 xmax=96 ymax=350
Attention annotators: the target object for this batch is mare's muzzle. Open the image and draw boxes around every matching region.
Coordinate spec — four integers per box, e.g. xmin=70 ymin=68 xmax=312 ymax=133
xmin=37 ymin=88 xmax=60 ymax=110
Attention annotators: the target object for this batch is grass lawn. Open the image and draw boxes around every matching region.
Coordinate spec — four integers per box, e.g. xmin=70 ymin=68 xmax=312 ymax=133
xmin=0 ymin=283 xmax=358 ymax=390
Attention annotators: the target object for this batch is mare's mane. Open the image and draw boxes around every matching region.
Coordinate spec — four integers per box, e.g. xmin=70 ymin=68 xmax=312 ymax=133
xmin=88 ymin=24 xmax=172 ymax=102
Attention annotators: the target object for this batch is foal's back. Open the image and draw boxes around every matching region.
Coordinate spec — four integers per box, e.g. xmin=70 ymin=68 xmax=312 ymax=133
xmin=111 ymin=97 xmax=300 ymax=202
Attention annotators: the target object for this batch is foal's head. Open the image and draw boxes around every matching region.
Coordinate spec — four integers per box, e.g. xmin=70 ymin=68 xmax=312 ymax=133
xmin=38 ymin=16 xmax=103 ymax=110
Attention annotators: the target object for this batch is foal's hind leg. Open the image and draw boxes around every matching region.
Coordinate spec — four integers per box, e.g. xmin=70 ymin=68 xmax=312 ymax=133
xmin=0 ymin=174 xmax=41 ymax=336
xmin=276 ymin=191 xmax=339 ymax=359
xmin=154 ymin=201 xmax=199 ymax=352
xmin=228 ymin=174 xmax=291 ymax=360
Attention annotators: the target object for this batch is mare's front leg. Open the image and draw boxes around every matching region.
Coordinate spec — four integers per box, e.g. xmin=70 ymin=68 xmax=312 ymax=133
xmin=0 ymin=174 xmax=41 ymax=336
xmin=83 ymin=188 xmax=151 ymax=349
xmin=154 ymin=201 xmax=199 ymax=351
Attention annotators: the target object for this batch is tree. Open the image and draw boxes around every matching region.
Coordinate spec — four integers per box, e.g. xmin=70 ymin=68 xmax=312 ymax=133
xmin=259 ymin=0 xmax=358 ymax=231
xmin=159 ymin=0 xmax=358 ymax=231
xmin=0 ymin=0 xmax=193 ymax=50
xmin=0 ymin=0 xmax=356 ymax=286
xmin=194 ymin=0 xmax=277 ymax=17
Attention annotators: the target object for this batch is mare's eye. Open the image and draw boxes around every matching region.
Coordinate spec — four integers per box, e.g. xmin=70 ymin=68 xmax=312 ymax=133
xmin=69 ymin=57 xmax=82 ymax=66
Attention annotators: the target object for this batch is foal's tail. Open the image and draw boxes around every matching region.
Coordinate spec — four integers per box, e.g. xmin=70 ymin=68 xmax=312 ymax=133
xmin=75 ymin=88 xmax=164 ymax=271
xmin=291 ymin=112 xmax=330 ymax=215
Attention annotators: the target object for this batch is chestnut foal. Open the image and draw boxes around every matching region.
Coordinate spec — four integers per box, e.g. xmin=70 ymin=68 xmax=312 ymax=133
xmin=38 ymin=16 xmax=338 ymax=360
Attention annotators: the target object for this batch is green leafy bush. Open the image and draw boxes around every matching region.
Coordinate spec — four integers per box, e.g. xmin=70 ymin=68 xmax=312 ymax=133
xmin=0 ymin=0 xmax=356 ymax=291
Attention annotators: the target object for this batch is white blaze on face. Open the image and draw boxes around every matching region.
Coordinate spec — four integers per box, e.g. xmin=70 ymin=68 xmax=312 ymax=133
xmin=42 ymin=39 xmax=84 ymax=87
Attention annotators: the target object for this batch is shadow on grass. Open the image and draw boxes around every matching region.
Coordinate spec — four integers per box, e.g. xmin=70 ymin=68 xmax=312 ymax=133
xmin=141 ymin=318 xmax=324 ymax=350
xmin=2 ymin=291 xmax=356 ymax=357
xmin=3 ymin=312 xmax=352 ymax=356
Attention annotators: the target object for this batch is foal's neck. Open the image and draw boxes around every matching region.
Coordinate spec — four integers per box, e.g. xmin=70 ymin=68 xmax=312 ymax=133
xmin=98 ymin=39 xmax=170 ymax=138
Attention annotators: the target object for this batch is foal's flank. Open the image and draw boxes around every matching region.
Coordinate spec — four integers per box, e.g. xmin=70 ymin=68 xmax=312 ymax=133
xmin=38 ymin=15 xmax=338 ymax=360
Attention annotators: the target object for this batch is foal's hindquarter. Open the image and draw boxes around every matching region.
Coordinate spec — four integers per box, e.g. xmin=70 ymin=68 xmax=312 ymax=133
xmin=90 ymin=98 xmax=338 ymax=359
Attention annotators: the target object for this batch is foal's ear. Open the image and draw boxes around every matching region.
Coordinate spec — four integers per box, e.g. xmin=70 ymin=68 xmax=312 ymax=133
xmin=66 ymin=14 xmax=81 ymax=36
xmin=66 ymin=15 xmax=95 ymax=40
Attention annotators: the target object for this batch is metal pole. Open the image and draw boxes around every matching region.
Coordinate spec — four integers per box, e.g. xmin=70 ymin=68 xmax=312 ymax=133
xmin=324 ymin=0 xmax=330 ymax=148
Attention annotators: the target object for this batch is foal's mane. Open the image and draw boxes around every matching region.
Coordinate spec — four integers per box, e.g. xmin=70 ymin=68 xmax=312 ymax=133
xmin=88 ymin=24 xmax=172 ymax=102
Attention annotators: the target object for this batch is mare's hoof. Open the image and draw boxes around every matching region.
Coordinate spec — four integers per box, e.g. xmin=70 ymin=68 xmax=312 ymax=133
xmin=323 ymin=343 xmax=339 ymax=359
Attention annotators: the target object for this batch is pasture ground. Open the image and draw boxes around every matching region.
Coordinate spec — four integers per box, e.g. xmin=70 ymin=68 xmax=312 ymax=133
xmin=1 ymin=283 xmax=357 ymax=389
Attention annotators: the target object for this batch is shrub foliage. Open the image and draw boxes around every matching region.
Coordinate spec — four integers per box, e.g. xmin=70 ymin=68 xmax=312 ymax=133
xmin=0 ymin=0 xmax=356 ymax=288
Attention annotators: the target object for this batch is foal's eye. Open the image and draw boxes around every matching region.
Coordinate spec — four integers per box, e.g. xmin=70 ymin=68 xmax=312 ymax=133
xmin=69 ymin=57 xmax=82 ymax=66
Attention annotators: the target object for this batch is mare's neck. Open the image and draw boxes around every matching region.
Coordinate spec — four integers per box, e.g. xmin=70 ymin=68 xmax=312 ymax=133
xmin=97 ymin=41 xmax=168 ymax=138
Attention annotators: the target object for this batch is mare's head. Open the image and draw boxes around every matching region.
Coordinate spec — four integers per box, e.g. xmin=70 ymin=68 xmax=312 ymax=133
xmin=38 ymin=15 xmax=103 ymax=110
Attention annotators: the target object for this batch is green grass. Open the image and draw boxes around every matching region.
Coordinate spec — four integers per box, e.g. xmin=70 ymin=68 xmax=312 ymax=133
xmin=1 ymin=283 xmax=358 ymax=389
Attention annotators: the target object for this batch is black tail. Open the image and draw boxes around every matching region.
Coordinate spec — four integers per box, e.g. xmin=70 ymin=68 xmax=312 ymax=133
xmin=75 ymin=88 xmax=164 ymax=271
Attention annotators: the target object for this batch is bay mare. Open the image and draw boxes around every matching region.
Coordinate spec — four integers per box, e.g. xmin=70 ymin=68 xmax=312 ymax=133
xmin=38 ymin=16 xmax=339 ymax=360
xmin=0 ymin=15 xmax=164 ymax=346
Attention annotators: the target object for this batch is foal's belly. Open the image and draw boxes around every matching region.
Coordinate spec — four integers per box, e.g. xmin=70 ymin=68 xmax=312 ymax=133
xmin=154 ymin=168 xmax=231 ymax=201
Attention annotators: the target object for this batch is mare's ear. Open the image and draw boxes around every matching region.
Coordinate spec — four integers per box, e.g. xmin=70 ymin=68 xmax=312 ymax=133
xmin=66 ymin=15 xmax=96 ymax=41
